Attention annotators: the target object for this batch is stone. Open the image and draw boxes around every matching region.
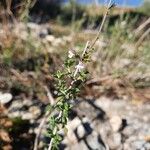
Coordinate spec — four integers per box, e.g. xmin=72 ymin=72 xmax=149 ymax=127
xmin=67 ymin=117 xmax=81 ymax=131
xmin=8 ymin=111 xmax=20 ymax=118
xmin=86 ymin=132 xmax=105 ymax=150
xmin=94 ymin=96 xmax=110 ymax=111
xmin=110 ymin=116 xmax=122 ymax=132
xmin=108 ymin=133 xmax=122 ymax=149
xmin=22 ymin=112 xmax=33 ymax=120
xmin=64 ymin=117 xmax=81 ymax=144
xmin=76 ymin=124 xmax=85 ymax=139
xmin=8 ymin=100 xmax=23 ymax=111
xmin=0 ymin=92 xmax=13 ymax=104
xmin=22 ymin=99 xmax=33 ymax=106
xmin=63 ymin=129 xmax=77 ymax=145
xmin=123 ymin=143 xmax=131 ymax=150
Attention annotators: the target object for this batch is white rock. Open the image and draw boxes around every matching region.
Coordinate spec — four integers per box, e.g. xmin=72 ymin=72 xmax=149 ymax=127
xmin=94 ymin=96 xmax=111 ymax=111
xmin=110 ymin=116 xmax=122 ymax=132
xmin=8 ymin=111 xmax=20 ymax=118
xmin=22 ymin=112 xmax=33 ymax=120
xmin=86 ymin=132 xmax=105 ymax=150
xmin=77 ymin=124 xmax=85 ymax=139
xmin=108 ymin=133 xmax=122 ymax=149
xmin=0 ymin=92 xmax=13 ymax=104
xmin=63 ymin=130 xmax=77 ymax=145
xmin=67 ymin=117 xmax=81 ymax=130
xmin=64 ymin=117 xmax=82 ymax=144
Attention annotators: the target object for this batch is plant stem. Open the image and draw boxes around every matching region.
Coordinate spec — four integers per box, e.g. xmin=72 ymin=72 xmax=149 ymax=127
xmin=47 ymin=1 xmax=113 ymax=149
xmin=48 ymin=127 xmax=57 ymax=150
xmin=89 ymin=0 xmax=112 ymax=50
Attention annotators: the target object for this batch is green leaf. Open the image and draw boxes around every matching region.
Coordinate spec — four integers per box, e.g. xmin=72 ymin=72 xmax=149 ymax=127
xmin=54 ymin=70 xmax=64 ymax=79
xmin=64 ymin=59 xmax=75 ymax=67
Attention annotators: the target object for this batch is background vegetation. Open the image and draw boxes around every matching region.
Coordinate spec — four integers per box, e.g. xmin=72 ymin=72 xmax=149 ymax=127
xmin=0 ymin=0 xmax=150 ymax=149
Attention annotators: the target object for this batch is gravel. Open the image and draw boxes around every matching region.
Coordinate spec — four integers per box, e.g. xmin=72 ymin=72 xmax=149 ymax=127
xmin=5 ymin=95 xmax=150 ymax=150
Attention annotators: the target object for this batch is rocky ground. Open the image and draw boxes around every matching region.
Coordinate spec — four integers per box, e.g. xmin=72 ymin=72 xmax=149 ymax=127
xmin=0 ymin=22 xmax=150 ymax=150
xmin=64 ymin=97 xmax=150 ymax=150
xmin=1 ymin=92 xmax=150 ymax=150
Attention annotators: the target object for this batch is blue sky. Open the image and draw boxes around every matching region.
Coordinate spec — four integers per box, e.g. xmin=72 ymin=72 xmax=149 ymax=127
xmin=63 ymin=0 xmax=143 ymax=7
xmin=102 ymin=0 xmax=142 ymax=7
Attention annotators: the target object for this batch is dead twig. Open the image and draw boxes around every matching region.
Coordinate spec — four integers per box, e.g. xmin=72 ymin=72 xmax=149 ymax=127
xmin=33 ymin=111 xmax=50 ymax=150
xmin=134 ymin=17 xmax=150 ymax=36
xmin=135 ymin=28 xmax=150 ymax=47
xmin=33 ymin=86 xmax=55 ymax=150
xmin=43 ymin=86 xmax=55 ymax=105
xmin=88 ymin=0 xmax=113 ymax=50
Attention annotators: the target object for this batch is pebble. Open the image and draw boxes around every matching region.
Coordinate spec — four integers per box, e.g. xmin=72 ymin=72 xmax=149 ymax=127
xmin=67 ymin=117 xmax=81 ymax=131
xmin=22 ymin=99 xmax=33 ymax=106
xmin=4 ymin=90 xmax=150 ymax=150
xmin=8 ymin=111 xmax=20 ymax=118
xmin=0 ymin=92 xmax=13 ymax=104
xmin=65 ymin=97 xmax=150 ymax=150
xmin=110 ymin=116 xmax=122 ymax=132
xmin=108 ymin=133 xmax=122 ymax=149
xmin=86 ymin=132 xmax=105 ymax=150
xmin=8 ymin=100 xmax=24 ymax=110
xmin=76 ymin=124 xmax=85 ymax=139
xmin=22 ymin=112 xmax=34 ymax=120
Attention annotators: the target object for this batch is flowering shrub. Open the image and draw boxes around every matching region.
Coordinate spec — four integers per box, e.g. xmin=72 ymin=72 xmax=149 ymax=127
xmin=46 ymin=1 xmax=115 ymax=149
xmin=47 ymin=41 xmax=91 ymax=149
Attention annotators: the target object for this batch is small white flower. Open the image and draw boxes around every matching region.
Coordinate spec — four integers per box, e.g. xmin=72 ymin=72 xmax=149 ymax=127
xmin=74 ymin=61 xmax=85 ymax=77
xmin=75 ymin=61 xmax=84 ymax=71
xmin=68 ymin=50 xmax=75 ymax=58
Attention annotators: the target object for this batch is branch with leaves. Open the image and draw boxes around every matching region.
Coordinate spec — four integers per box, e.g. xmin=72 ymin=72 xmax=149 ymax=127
xmin=46 ymin=1 xmax=115 ymax=149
